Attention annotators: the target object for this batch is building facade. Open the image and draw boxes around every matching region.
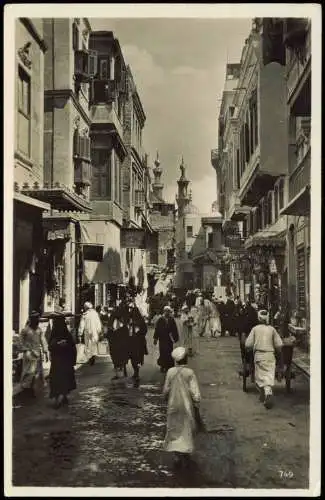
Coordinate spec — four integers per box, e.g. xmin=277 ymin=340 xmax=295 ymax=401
xmin=147 ymin=153 xmax=176 ymax=295
xmin=213 ymin=18 xmax=311 ymax=346
xmin=78 ymin=30 xmax=152 ymax=306
xmin=213 ymin=19 xmax=291 ymax=314
xmin=175 ymin=161 xmax=225 ymax=292
xmin=120 ymin=65 xmax=152 ymax=297
xmin=14 ymin=18 xmax=50 ymax=331
xmin=13 ymin=18 xmax=95 ymax=331
xmin=280 ymin=18 xmax=311 ymax=347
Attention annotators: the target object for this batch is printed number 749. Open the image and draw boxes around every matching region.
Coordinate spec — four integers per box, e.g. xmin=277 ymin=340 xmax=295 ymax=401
xmin=279 ymin=470 xmax=294 ymax=479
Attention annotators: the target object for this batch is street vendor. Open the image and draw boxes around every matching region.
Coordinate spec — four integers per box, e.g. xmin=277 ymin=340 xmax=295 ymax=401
xmin=245 ymin=309 xmax=283 ymax=409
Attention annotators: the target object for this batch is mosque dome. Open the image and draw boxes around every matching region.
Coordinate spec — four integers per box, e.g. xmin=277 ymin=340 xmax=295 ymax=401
xmin=183 ymin=202 xmax=200 ymax=215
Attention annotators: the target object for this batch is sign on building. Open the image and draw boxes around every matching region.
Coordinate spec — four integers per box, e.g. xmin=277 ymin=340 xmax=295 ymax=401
xmin=82 ymin=244 xmax=104 ymax=262
xmin=120 ymin=229 xmax=157 ymax=250
xmin=121 ymin=229 xmax=146 ymax=249
xmin=224 ymin=233 xmax=242 ymax=248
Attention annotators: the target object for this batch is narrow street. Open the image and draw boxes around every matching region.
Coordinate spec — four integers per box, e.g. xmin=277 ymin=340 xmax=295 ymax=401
xmin=12 ymin=329 xmax=309 ymax=489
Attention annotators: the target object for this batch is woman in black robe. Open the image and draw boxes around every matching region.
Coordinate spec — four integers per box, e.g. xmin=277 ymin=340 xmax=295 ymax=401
xmin=127 ymin=301 xmax=148 ymax=387
xmin=154 ymin=306 xmax=179 ymax=373
xmin=109 ymin=307 xmax=130 ymax=380
xmin=48 ymin=315 xmax=77 ymax=408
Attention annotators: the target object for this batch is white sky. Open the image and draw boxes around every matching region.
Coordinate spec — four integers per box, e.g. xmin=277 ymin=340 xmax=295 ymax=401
xmin=90 ymin=17 xmax=252 ymax=213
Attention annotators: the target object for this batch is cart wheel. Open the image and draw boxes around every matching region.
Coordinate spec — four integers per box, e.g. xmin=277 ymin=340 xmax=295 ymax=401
xmin=285 ymin=367 xmax=292 ymax=393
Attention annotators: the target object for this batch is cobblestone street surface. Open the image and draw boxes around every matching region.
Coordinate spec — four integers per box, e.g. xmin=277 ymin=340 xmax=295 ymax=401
xmin=12 ymin=331 xmax=309 ymax=489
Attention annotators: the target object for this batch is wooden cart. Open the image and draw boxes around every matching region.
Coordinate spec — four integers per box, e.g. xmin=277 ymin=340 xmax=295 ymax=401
xmin=239 ymin=342 xmax=295 ymax=393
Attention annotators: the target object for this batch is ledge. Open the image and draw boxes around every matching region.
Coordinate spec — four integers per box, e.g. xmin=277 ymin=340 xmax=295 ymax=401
xmin=14 ymin=191 xmax=51 ymax=211
xmin=20 ymin=186 xmax=92 ymax=213
xmin=280 ymin=185 xmax=310 ymax=217
xmin=19 ymin=18 xmax=48 ymax=52
xmin=45 ymin=89 xmax=91 ymax=127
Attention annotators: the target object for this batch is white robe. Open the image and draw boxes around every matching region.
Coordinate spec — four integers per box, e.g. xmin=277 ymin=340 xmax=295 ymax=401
xmin=78 ymin=309 xmax=102 ymax=360
xmin=206 ymin=301 xmax=221 ymax=337
xmin=245 ymin=324 xmax=283 ymax=389
xmin=163 ymin=366 xmax=201 ymax=454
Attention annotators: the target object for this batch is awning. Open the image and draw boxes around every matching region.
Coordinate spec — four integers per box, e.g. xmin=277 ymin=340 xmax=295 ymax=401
xmin=20 ymin=186 xmax=92 ymax=213
xmin=228 ymin=204 xmax=251 ymax=221
xmin=244 ymin=230 xmax=286 ymax=250
xmin=280 ymin=185 xmax=310 ymax=216
xmin=192 ymin=250 xmax=224 ymax=265
xmin=14 ymin=191 xmax=51 ymax=211
xmin=80 ymin=220 xmax=123 ymax=284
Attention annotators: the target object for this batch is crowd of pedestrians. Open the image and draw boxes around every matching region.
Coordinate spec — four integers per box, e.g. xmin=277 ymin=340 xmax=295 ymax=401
xmin=15 ymin=285 xmax=295 ymax=470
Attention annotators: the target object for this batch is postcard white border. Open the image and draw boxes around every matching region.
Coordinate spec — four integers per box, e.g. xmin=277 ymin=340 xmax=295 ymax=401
xmin=4 ymin=3 xmax=321 ymax=497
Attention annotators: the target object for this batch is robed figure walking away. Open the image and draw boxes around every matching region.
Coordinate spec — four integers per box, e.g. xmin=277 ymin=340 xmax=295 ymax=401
xmin=154 ymin=306 xmax=179 ymax=373
xmin=48 ymin=315 xmax=77 ymax=409
xmin=127 ymin=300 xmax=148 ymax=387
xmin=163 ymin=346 xmax=201 ymax=469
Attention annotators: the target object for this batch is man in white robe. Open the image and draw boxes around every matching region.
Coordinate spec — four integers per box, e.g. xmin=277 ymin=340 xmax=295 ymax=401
xmin=163 ymin=346 xmax=201 ymax=468
xmin=245 ymin=310 xmax=283 ymax=409
xmin=78 ymin=302 xmax=102 ymax=365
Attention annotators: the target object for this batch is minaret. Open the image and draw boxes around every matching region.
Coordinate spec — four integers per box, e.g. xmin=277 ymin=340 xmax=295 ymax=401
xmin=152 ymin=151 xmax=164 ymax=200
xmin=177 ymin=157 xmax=190 ymax=217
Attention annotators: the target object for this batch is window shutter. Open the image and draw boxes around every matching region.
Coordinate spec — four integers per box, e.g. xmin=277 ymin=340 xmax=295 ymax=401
xmin=73 ymin=129 xmax=80 ymax=157
xmin=74 ymin=51 xmax=83 ymax=75
xmin=297 ymin=248 xmax=306 ymax=311
xmin=86 ymin=137 xmax=90 ymax=160
xmin=245 ymin=122 xmax=250 ymax=163
xmin=279 ymin=179 xmax=284 ymax=209
xmin=89 ymin=50 xmax=98 ymax=77
xmin=236 ymin=149 xmax=240 ymax=189
xmin=79 ymin=135 xmax=85 ymax=159
xmin=274 ymin=185 xmax=279 ymax=220
xmin=73 ymin=22 xmax=79 ymax=51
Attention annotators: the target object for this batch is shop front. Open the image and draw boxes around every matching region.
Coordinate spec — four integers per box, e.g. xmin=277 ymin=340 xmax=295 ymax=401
xmin=79 ymin=220 xmax=123 ymax=308
xmin=13 ymin=193 xmax=51 ymax=332
xmin=245 ymin=233 xmax=286 ymax=322
xmin=42 ymin=216 xmax=78 ymax=314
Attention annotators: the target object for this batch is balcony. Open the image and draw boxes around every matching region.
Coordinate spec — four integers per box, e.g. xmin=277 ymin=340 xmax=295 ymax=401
xmin=90 ymin=200 xmax=123 ymax=226
xmin=286 ymin=22 xmax=311 ymax=113
xmin=226 ymin=191 xmax=251 ymax=221
xmin=74 ymin=160 xmax=92 ymax=186
xmin=90 ymin=93 xmax=127 ymax=159
xmin=90 ymin=79 xmax=116 ymax=104
xmin=19 ymin=182 xmax=92 ymax=213
xmin=281 ymin=148 xmax=310 ymax=217
xmin=211 ymin=149 xmax=219 ymax=170
xmin=90 ymin=102 xmax=123 ymax=137
xmin=135 ymin=190 xmax=145 ymax=211
xmin=131 ymin=143 xmax=146 ymax=166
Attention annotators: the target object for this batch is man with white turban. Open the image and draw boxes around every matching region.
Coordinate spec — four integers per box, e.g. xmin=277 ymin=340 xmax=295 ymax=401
xmin=245 ymin=309 xmax=283 ymax=409
xmin=78 ymin=302 xmax=102 ymax=365
xmin=162 ymin=346 xmax=201 ymax=469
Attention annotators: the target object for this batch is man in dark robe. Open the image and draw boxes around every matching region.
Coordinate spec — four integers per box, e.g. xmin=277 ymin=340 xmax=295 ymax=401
xmin=127 ymin=300 xmax=148 ymax=387
xmin=154 ymin=306 xmax=179 ymax=373
xmin=216 ymin=297 xmax=226 ymax=336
